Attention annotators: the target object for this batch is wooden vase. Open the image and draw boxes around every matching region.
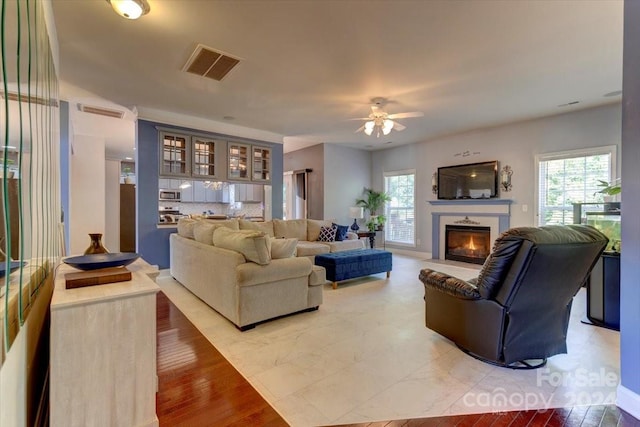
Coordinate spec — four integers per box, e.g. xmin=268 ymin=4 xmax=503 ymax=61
xmin=84 ymin=233 xmax=109 ymax=255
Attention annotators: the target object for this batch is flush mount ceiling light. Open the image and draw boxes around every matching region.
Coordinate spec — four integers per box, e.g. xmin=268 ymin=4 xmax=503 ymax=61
xmin=107 ymin=0 xmax=150 ymax=20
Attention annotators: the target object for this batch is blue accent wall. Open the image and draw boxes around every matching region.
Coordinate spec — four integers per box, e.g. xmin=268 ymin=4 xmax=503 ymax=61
xmin=59 ymin=101 xmax=70 ymax=255
xmin=137 ymin=120 xmax=283 ymax=268
xmin=620 ymin=0 xmax=640 ymax=404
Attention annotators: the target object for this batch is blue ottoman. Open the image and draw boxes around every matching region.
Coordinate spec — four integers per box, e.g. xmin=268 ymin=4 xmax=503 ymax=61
xmin=314 ymin=249 xmax=393 ymax=289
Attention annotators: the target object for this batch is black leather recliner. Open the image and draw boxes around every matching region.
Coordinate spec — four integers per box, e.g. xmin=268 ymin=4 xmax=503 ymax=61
xmin=419 ymin=225 xmax=608 ymax=368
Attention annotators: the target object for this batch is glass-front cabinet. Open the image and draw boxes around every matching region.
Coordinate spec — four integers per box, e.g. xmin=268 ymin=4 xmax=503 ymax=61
xmin=252 ymin=146 xmax=271 ymax=182
xmin=228 ymin=143 xmax=250 ymax=181
xmin=192 ymin=137 xmax=218 ymax=178
xmin=160 ymin=132 xmax=190 ymax=177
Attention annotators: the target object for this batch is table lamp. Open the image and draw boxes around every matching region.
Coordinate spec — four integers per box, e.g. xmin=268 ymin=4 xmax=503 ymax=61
xmin=349 ymin=207 xmax=364 ymax=232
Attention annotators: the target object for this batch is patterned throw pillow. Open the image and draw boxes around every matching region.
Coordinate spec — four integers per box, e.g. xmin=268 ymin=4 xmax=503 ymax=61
xmin=332 ymin=223 xmax=349 ymax=241
xmin=318 ymin=225 xmax=337 ymax=242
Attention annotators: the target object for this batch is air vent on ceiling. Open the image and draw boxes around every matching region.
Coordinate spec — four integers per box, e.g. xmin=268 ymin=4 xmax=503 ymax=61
xmin=78 ymin=104 xmax=125 ymax=119
xmin=183 ymin=44 xmax=240 ymax=81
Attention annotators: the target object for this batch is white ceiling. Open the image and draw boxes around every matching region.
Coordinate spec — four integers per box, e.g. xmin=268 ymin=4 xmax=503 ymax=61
xmin=51 ymin=0 xmax=623 ymax=156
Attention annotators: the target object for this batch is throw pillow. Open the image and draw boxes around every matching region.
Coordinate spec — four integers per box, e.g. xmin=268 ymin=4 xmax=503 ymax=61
xmin=212 ymin=227 xmax=271 ymax=265
xmin=177 ymin=218 xmax=197 ymax=239
xmin=193 ymin=221 xmax=216 ymax=245
xmin=239 ymin=219 xmax=275 ymax=237
xmin=307 ymin=219 xmax=333 ymax=241
xmin=273 ymin=219 xmax=307 ymax=240
xmin=318 ymin=225 xmax=337 ymax=242
xmin=332 ymin=223 xmax=349 ymax=241
xmin=270 ymin=237 xmax=298 ymax=259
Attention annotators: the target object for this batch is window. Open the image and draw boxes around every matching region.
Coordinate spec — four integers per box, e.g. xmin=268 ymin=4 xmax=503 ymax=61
xmin=384 ymin=170 xmax=415 ymax=245
xmin=537 ymin=146 xmax=616 ymax=225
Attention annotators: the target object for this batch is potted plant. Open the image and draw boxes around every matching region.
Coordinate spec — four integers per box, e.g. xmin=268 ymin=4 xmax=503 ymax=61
xmin=122 ymin=166 xmax=134 ymax=184
xmin=356 ymin=188 xmax=391 ymax=231
xmin=595 ymin=178 xmax=621 ymax=210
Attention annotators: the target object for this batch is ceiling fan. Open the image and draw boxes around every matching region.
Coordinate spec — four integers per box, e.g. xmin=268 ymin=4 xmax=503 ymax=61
xmin=353 ymin=97 xmax=424 ymax=137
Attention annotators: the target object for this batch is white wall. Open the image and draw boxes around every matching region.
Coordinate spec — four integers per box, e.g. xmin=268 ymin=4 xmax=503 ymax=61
xmin=371 ymin=103 xmax=622 ymax=253
xmin=70 ymin=135 xmax=106 ymax=254
xmin=323 ymin=144 xmax=371 ymax=225
xmin=105 ymin=160 xmax=121 ymax=252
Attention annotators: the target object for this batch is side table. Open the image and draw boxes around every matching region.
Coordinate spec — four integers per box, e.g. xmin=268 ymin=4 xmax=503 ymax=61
xmin=357 ymin=231 xmax=376 ymax=249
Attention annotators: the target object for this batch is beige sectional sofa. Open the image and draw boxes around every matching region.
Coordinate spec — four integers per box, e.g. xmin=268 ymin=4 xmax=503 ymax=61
xmin=170 ymin=218 xmax=363 ymax=330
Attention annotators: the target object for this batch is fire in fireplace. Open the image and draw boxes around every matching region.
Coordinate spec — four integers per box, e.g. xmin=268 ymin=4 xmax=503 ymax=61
xmin=445 ymin=225 xmax=491 ymax=265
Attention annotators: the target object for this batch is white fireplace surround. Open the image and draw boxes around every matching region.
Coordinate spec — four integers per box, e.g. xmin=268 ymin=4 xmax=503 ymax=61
xmin=428 ymin=199 xmax=512 ymax=260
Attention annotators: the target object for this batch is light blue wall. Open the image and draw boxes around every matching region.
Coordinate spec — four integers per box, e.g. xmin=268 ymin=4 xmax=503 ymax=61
xmin=137 ymin=119 xmax=283 ymax=268
xmin=619 ymin=0 xmax=640 ymax=407
xmin=371 ymin=103 xmax=622 ymax=253
xmin=323 ymin=144 xmax=371 ymax=225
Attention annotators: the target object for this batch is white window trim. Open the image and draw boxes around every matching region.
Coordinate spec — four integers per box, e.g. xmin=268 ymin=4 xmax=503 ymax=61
xmin=534 ymin=145 xmax=617 ymax=225
xmin=384 ymin=169 xmax=417 ymax=247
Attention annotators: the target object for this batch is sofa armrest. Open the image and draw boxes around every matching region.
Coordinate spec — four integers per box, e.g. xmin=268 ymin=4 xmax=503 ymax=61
xmin=419 ymin=268 xmax=481 ymax=300
xmin=345 ymin=232 xmax=358 ymax=240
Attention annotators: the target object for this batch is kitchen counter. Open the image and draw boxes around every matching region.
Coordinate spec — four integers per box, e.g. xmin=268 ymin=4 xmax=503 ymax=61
xmin=157 ymin=223 xmax=177 ymax=229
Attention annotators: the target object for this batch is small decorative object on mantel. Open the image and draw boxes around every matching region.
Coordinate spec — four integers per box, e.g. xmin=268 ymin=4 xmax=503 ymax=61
xmin=501 ymin=165 xmax=513 ymax=192
xmin=84 ymin=233 xmax=109 ymax=255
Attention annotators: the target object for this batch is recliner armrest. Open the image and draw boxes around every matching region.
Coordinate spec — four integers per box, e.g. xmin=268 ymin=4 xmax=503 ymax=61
xmin=419 ymin=269 xmax=482 ymax=300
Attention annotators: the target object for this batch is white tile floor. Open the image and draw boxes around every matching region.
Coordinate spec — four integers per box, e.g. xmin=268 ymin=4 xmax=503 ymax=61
xmin=156 ymin=253 xmax=620 ymax=426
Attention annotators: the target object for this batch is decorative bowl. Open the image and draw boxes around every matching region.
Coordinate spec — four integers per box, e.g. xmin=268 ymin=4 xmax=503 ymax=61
xmin=63 ymin=253 xmax=140 ymax=271
xmin=0 ymin=261 xmax=25 ymax=278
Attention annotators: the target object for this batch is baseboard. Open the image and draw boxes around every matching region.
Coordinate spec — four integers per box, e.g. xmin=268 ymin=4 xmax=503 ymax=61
xmin=616 ymin=384 xmax=640 ymax=419
xmin=386 ymin=247 xmax=431 ymax=259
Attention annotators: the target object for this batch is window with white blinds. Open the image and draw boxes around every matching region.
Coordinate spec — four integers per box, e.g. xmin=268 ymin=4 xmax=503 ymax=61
xmin=384 ymin=171 xmax=415 ymax=245
xmin=537 ymin=146 xmax=616 ymax=226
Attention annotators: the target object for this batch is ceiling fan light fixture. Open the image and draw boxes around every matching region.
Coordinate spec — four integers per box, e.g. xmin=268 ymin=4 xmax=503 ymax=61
xmin=364 ymin=121 xmax=375 ymax=136
xmin=107 ymin=0 xmax=150 ymax=20
xmin=382 ymin=119 xmax=394 ymax=135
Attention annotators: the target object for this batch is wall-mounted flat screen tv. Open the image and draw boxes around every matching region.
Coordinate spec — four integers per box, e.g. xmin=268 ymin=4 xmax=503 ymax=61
xmin=437 ymin=160 xmax=498 ymax=200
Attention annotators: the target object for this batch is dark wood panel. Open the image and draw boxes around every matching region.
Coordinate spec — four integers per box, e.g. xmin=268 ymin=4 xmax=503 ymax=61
xmin=119 ymin=183 xmax=136 ymax=252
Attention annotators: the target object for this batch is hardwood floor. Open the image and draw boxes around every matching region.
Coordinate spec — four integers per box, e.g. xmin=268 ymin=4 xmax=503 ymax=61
xmin=156 ymin=292 xmax=639 ymax=427
xmin=156 ymin=291 xmax=287 ymax=426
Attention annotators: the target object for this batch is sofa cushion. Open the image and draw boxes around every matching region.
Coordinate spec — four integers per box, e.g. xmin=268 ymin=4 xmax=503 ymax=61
xmin=296 ymin=241 xmax=330 ymax=257
xmin=212 ymin=227 xmax=272 ymax=265
xmin=325 ymin=239 xmax=366 ymax=252
xmin=236 ymin=257 xmax=313 ymax=287
xmin=239 ymin=219 xmax=275 ymax=237
xmin=271 ymin=238 xmax=298 ymax=259
xmin=273 ymin=219 xmax=307 ymax=240
xmin=193 ymin=219 xmax=240 ymax=245
xmin=318 ymin=226 xmax=337 ymax=242
xmin=307 ymin=219 xmax=333 ymax=241
xmin=177 ymin=218 xmax=197 ymax=239
xmin=332 ymin=223 xmax=350 ymax=241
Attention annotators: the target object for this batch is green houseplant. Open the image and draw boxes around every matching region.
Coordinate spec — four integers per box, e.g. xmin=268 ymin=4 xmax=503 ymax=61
xmin=356 ymin=188 xmax=391 ymax=230
xmin=595 ymin=179 xmax=621 ymax=197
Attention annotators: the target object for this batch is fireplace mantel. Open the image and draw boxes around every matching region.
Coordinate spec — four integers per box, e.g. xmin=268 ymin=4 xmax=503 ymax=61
xmin=428 ymin=199 xmax=513 ymax=260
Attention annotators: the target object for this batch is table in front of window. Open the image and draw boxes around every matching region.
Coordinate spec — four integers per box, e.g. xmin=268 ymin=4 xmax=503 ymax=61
xmin=357 ymin=231 xmax=375 ymax=249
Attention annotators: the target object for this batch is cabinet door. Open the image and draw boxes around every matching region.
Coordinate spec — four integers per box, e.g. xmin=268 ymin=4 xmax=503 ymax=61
xmin=252 ymin=146 xmax=271 ymax=182
xmin=253 ymin=184 xmax=264 ymax=202
xmin=192 ymin=137 xmax=218 ymax=178
xmin=181 ymin=182 xmax=194 ymax=202
xmin=193 ymin=180 xmax=206 ymax=202
xmin=160 ymin=132 xmax=190 ymax=177
xmin=228 ymin=143 xmax=250 ymax=181
xmin=159 ymin=178 xmax=170 ymax=190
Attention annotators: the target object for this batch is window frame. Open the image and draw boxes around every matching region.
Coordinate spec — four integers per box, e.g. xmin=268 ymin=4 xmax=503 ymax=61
xmin=535 ymin=145 xmax=617 ymax=226
xmin=383 ymin=169 xmax=417 ymax=247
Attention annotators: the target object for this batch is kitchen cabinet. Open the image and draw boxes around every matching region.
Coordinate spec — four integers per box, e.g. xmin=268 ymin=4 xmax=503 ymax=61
xmin=228 ymin=143 xmax=250 ymax=181
xmin=181 ymin=182 xmax=194 ymax=202
xmin=192 ymin=180 xmax=231 ymax=203
xmin=235 ymin=183 xmax=264 ymax=202
xmin=252 ymin=146 xmax=271 ymax=183
xmin=160 ymin=132 xmax=190 ymax=177
xmin=192 ymin=137 xmax=219 ymax=179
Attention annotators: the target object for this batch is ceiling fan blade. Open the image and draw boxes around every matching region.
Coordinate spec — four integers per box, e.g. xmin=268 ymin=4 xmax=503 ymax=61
xmin=392 ymin=121 xmax=406 ymax=131
xmin=354 ymin=124 xmax=366 ymax=133
xmin=348 ymin=117 xmax=372 ymax=121
xmin=387 ymin=111 xmax=424 ymax=119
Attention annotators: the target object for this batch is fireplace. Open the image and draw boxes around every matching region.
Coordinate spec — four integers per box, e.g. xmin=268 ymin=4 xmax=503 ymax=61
xmin=445 ymin=225 xmax=491 ymax=265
